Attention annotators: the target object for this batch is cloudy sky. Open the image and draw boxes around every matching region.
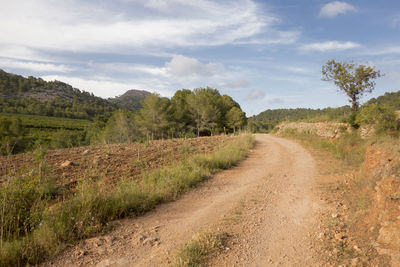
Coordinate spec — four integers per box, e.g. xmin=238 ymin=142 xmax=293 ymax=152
xmin=0 ymin=0 xmax=399 ymax=116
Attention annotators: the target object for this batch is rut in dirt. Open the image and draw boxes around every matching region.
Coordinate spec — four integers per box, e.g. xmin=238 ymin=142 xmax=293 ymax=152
xmin=45 ymin=134 xmax=323 ymax=267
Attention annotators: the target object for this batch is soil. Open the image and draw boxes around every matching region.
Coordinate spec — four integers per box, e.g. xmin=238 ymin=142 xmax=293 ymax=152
xmin=42 ymin=134 xmax=328 ymax=267
xmin=0 ymin=136 xmax=234 ymax=193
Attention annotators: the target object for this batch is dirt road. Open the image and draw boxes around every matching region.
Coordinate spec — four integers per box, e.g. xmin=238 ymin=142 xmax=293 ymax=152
xmin=47 ymin=134 xmax=324 ymax=266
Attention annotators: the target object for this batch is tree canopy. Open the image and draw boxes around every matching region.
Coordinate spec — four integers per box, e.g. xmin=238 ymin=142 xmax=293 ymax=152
xmin=322 ymin=60 xmax=382 ymax=111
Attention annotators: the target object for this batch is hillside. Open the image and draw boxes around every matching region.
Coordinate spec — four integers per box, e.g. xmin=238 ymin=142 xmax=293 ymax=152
xmin=0 ymin=69 xmax=151 ymax=119
xmin=367 ymin=90 xmax=400 ymax=109
xmin=248 ymin=106 xmax=351 ymax=132
xmin=109 ymin=89 xmax=151 ymax=111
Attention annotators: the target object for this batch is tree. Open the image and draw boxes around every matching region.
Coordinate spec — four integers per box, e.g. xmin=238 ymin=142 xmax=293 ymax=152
xmin=170 ymin=89 xmax=194 ymax=137
xmin=187 ymin=88 xmax=221 ymax=136
xmin=322 ymin=60 xmax=382 ymax=112
xmin=100 ymin=110 xmax=138 ymax=144
xmin=226 ymin=107 xmax=246 ymax=133
xmin=135 ymin=93 xmax=170 ymax=140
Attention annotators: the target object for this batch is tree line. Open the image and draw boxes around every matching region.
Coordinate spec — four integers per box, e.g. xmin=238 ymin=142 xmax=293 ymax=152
xmin=0 ymin=87 xmax=246 ymax=154
xmin=95 ymin=87 xmax=247 ymax=144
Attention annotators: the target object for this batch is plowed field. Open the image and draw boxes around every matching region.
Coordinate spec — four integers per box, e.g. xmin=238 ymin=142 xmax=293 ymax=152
xmin=0 ymin=135 xmax=236 ymax=194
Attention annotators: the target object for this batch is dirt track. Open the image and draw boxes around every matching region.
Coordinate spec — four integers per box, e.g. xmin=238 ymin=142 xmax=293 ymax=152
xmin=46 ymin=134 xmax=325 ymax=266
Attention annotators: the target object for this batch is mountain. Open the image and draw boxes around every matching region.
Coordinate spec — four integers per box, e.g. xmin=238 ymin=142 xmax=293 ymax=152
xmin=109 ymin=89 xmax=151 ymax=111
xmin=0 ymin=69 xmax=151 ymax=119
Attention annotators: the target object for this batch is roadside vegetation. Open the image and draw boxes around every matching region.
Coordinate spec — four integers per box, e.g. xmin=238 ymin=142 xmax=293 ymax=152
xmin=175 ymin=232 xmax=228 ymax=267
xmin=0 ymin=134 xmax=254 ymax=266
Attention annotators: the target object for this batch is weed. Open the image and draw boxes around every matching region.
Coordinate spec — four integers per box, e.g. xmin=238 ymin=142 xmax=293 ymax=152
xmin=281 ymin=129 xmax=367 ymax=167
xmin=175 ymin=232 xmax=228 ymax=267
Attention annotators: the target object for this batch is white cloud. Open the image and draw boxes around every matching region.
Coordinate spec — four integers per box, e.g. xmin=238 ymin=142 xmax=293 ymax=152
xmin=300 ymin=41 xmax=360 ymax=52
xmin=319 ymin=1 xmax=356 ymax=18
xmin=222 ymin=80 xmax=249 ymax=89
xmin=234 ymin=31 xmax=300 ymax=45
xmin=0 ymin=58 xmax=71 ymax=73
xmin=247 ymin=89 xmax=266 ymax=100
xmin=265 ymin=97 xmax=285 ymax=105
xmin=165 ymin=55 xmax=224 ymax=77
xmin=0 ymin=0 xmax=292 ymax=54
xmin=364 ymin=46 xmax=400 ymax=56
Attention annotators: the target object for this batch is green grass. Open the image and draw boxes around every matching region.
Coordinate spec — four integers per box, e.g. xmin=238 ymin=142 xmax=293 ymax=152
xmin=0 ymin=134 xmax=255 ymax=266
xmin=281 ymin=128 xmax=367 ymax=167
xmin=175 ymin=232 xmax=227 ymax=267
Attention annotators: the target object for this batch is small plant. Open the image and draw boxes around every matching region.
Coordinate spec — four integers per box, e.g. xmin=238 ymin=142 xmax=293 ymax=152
xmin=176 ymin=232 xmax=227 ymax=267
xmin=180 ymin=144 xmax=192 ymax=155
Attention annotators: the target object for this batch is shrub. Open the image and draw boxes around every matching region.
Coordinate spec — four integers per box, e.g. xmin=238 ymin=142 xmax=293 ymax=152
xmin=356 ymin=103 xmax=399 ymax=134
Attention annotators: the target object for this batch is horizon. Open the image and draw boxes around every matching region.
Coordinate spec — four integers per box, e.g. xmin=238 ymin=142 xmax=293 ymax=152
xmin=0 ymin=0 xmax=399 ymax=116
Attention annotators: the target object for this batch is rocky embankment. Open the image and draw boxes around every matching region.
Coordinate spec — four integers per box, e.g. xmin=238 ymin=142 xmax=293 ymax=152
xmin=364 ymin=146 xmax=400 ymax=265
xmin=275 ymin=122 xmax=350 ymax=139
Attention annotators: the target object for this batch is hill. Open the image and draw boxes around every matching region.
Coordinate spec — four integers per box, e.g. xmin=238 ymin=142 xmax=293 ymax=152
xmin=0 ymin=69 xmax=151 ymax=119
xmin=366 ymin=90 xmax=400 ymax=109
xmin=248 ymin=106 xmax=351 ymax=132
xmin=109 ymin=89 xmax=151 ymax=111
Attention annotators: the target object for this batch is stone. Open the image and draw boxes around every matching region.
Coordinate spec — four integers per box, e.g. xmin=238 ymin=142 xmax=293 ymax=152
xmin=61 ymin=160 xmax=73 ymax=167
xmin=138 ymin=234 xmax=147 ymax=241
xmin=334 ymin=233 xmax=347 ymax=240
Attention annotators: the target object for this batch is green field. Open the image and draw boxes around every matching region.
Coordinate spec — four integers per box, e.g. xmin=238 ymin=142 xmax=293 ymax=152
xmin=0 ymin=113 xmax=92 ymax=130
xmin=0 ymin=113 xmax=93 ymax=153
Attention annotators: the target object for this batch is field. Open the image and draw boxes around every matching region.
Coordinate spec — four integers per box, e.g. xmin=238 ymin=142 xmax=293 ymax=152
xmin=0 ymin=134 xmax=253 ymax=266
xmin=0 ymin=113 xmax=91 ymax=130
xmin=0 ymin=113 xmax=92 ymax=151
xmin=0 ymin=135 xmax=235 ymax=196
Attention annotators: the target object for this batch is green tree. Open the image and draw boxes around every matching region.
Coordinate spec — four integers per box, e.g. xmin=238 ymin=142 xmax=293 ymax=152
xmin=187 ymin=88 xmax=221 ymax=136
xmin=136 ymin=93 xmax=171 ymax=140
xmin=170 ymin=89 xmax=195 ymax=137
xmin=322 ymin=60 xmax=382 ymax=112
xmin=226 ymin=107 xmax=246 ymax=133
xmin=101 ymin=110 xmax=138 ymax=144
xmin=0 ymin=117 xmax=26 ymax=155
xmin=356 ymin=103 xmax=399 ymax=134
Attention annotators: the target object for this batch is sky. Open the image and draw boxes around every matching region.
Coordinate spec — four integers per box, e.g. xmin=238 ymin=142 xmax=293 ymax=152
xmin=0 ymin=0 xmax=399 ymax=116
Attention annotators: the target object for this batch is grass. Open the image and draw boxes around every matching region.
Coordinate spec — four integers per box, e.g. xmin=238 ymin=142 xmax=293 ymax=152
xmin=175 ymin=232 xmax=228 ymax=267
xmin=0 ymin=134 xmax=255 ymax=266
xmin=280 ymin=128 xmax=368 ymax=167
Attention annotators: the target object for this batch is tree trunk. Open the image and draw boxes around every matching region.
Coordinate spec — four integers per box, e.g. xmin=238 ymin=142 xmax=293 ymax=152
xmin=351 ymin=96 xmax=358 ymax=112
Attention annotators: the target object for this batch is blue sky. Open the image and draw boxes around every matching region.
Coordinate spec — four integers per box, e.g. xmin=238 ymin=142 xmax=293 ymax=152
xmin=0 ymin=0 xmax=399 ymax=116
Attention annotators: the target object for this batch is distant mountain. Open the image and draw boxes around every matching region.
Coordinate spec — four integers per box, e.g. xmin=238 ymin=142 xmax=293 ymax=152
xmin=0 ymin=69 xmax=151 ymax=119
xmin=109 ymin=89 xmax=151 ymax=111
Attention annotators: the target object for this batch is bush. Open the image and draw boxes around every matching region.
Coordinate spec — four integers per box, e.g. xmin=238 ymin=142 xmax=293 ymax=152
xmin=356 ymin=103 xmax=399 ymax=134
xmin=0 ymin=117 xmax=27 ymax=155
